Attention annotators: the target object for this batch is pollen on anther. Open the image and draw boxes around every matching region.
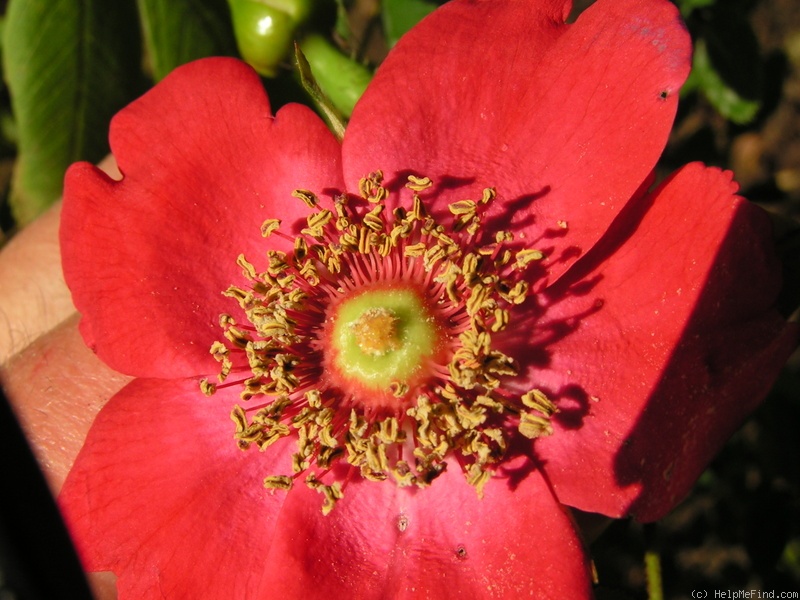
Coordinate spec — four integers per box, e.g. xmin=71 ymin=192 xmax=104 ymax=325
xmin=261 ymin=219 xmax=281 ymax=237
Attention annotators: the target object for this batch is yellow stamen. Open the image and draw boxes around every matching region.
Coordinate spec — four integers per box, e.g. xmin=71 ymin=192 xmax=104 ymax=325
xmin=203 ymin=172 xmax=559 ymax=514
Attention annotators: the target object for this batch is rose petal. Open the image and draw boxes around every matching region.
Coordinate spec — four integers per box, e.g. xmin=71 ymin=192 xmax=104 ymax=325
xmin=528 ymin=163 xmax=798 ymax=519
xmin=59 ymin=378 xmax=296 ymax=598
xmin=343 ymin=0 xmax=690 ymax=284
xmin=61 ymin=58 xmax=343 ymax=379
xmin=260 ymin=456 xmax=592 ymax=598
xmin=60 ymin=382 xmax=593 ymax=597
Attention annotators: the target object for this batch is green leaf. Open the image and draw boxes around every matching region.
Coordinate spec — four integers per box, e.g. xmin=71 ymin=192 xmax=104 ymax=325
xmin=674 ymin=0 xmax=716 ymax=19
xmin=137 ymin=0 xmax=238 ymax=82
xmin=688 ymin=38 xmax=761 ymax=125
xmin=3 ymin=0 xmax=144 ymax=225
xmin=333 ymin=0 xmax=352 ymax=44
xmin=381 ymin=0 xmax=438 ymax=48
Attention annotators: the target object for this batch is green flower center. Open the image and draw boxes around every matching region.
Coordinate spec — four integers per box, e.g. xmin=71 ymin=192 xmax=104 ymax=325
xmin=332 ymin=288 xmax=436 ymax=390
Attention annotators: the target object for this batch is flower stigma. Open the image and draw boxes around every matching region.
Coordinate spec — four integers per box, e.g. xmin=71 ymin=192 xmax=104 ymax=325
xmin=350 ymin=306 xmax=402 ymax=356
xmin=200 ymin=171 xmax=558 ymax=514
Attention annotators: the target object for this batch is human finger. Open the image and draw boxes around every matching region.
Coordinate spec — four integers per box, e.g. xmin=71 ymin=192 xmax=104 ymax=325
xmin=0 ymin=156 xmax=121 ymax=363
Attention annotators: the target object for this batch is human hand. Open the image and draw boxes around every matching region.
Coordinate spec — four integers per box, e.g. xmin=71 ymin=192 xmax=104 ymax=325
xmin=0 ymin=157 xmax=127 ymax=599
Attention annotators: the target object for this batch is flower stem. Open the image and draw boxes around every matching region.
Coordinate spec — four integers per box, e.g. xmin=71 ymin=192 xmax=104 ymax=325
xmin=644 ymin=522 xmax=663 ymax=600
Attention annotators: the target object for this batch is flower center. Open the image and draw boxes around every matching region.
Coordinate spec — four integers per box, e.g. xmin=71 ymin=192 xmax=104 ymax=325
xmin=200 ymin=171 xmax=558 ymax=514
xmin=351 ymin=306 xmax=401 ymax=356
xmin=331 ymin=287 xmax=436 ymax=392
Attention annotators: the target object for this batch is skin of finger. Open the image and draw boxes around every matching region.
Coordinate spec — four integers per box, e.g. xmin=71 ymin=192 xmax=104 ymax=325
xmin=1 ymin=314 xmax=127 ymax=599
xmin=1 ymin=314 xmax=131 ymax=493
xmin=0 ymin=156 xmax=121 ymax=363
xmin=0 ymin=157 xmax=123 ymax=598
xmin=0 ymin=202 xmax=73 ymax=363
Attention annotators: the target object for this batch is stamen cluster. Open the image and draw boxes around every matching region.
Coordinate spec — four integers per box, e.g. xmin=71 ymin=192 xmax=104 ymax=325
xmin=201 ymin=171 xmax=558 ymax=513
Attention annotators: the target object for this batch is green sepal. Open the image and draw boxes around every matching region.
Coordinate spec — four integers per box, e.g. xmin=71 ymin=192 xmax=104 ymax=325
xmin=294 ymin=42 xmax=346 ymax=141
xmin=297 ymin=34 xmax=372 ymax=117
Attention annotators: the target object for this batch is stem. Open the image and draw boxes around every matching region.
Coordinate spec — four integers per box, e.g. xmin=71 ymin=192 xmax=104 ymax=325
xmin=644 ymin=522 xmax=663 ymax=600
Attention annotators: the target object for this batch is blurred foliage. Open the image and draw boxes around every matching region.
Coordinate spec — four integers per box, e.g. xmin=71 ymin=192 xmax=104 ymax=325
xmin=139 ymin=0 xmax=238 ymax=81
xmin=0 ymin=0 xmax=373 ymax=231
xmin=2 ymin=0 xmax=145 ymax=226
xmin=381 ymin=0 xmax=438 ymax=48
xmin=686 ymin=38 xmax=761 ymax=125
xmin=1 ymin=0 xmax=239 ymax=228
xmin=676 ymin=0 xmax=716 ymax=16
xmin=678 ymin=0 xmax=764 ymax=125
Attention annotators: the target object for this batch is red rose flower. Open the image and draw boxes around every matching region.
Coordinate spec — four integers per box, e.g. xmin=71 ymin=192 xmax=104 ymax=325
xmin=58 ymin=0 xmax=797 ymax=597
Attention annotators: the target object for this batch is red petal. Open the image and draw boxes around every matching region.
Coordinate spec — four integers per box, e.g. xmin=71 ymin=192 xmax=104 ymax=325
xmin=343 ymin=0 xmax=690 ymax=283
xmin=61 ymin=58 xmax=343 ymax=378
xmin=260 ymin=456 xmax=593 ymax=599
xmin=61 ymin=381 xmax=592 ymax=597
xmin=59 ymin=379 xmax=296 ymax=598
xmin=528 ymin=163 xmax=798 ymax=520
